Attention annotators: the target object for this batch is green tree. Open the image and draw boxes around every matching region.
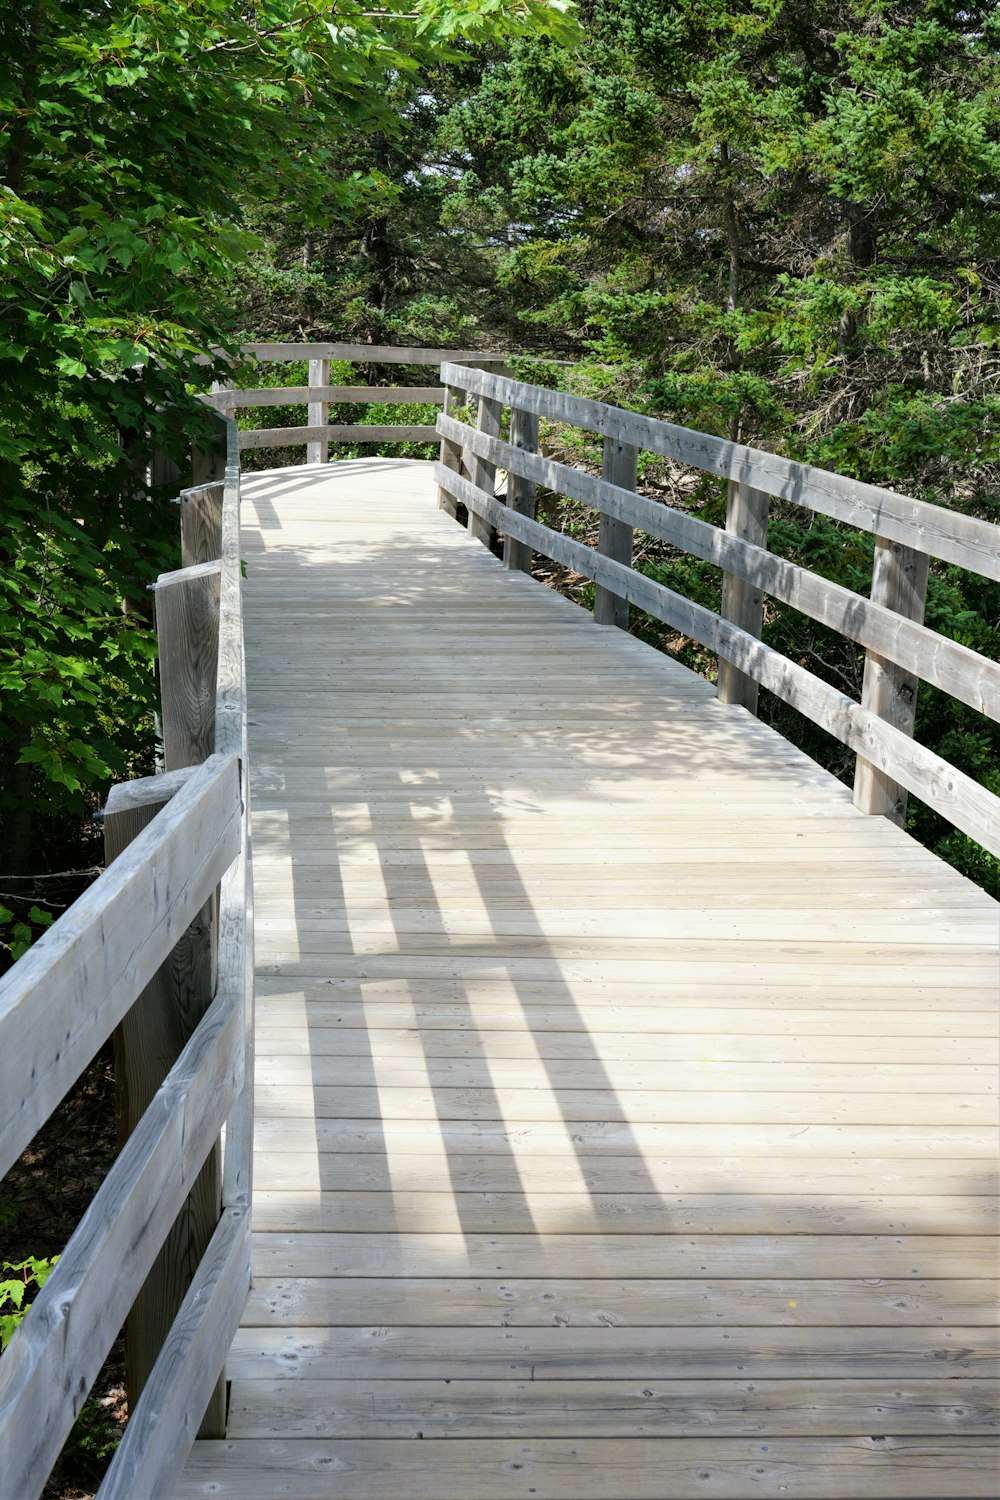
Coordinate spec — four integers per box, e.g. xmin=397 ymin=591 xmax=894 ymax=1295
xmin=0 ymin=0 xmax=576 ymax=900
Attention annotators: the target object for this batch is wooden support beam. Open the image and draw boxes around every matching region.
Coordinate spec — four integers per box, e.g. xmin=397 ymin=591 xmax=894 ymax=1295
xmin=307 ymin=358 xmax=330 ymax=465
xmin=467 ymin=394 xmax=503 ymax=549
xmin=594 ymin=438 xmax=638 ymax=628
xmin=504 ymin=407 xmax=539 ymax=573
xmin=436 ymin=384 xmax=467 ymax=518
xmin=853 ymin=537 xmax=931 ymax=824
xmin=104 ymin=773 xmax=226 ymax=1439
xmin=154 ymin=561 xmax=222 ymax=770
xmin=717 ymin=479 xmax=770 ymax=712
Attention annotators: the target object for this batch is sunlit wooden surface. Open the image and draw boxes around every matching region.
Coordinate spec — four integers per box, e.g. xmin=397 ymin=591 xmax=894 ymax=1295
xmin=176 ymin=458 xmax=999 ymax=1499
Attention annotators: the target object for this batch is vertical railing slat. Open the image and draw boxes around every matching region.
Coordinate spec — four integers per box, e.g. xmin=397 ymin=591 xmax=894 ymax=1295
xmin=504 ymin=407 xmax=539 ymax=573
xmin=594 ymin=437 xmax=639 ymax=628
xmin=853 ymin=537 xmax=931 ymax=823
xmin=466 ymin=393 xmax=504 ymax=548
xmin=307 ymin=356 xmax=330 ymax=464
xmin=716 ymin=479 xmax=770 ymax=711
xmin=437 ymin=379 xmax=467 ymax=518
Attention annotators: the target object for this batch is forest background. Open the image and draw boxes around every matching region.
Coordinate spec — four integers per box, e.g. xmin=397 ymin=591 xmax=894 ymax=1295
xmin=2 ymin=0 xmax=999 ymax=970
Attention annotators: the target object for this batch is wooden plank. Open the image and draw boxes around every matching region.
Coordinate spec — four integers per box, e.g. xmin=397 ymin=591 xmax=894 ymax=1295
xmin=854 ymin=538 xmax=930 ymax=822
xmin=441 ymin=362 xmax=1000 ymax=578
xmin=249 ymin=877 xmax=989 ymax=913
xmin=254 ymin=1083 xmax=997 ymax=1127
xmin=154 ymin=561 xmax=221 ymax=769
xmin=0 ymin=755 xmax=241 ymax=1179
xmin=717 ymin=479 xmax=769 ymax=710
xmin=227 ymin=1376 xmax=1000 ymax=1439
xmin=227 ymin=1320 xmax=999 ymax=1378
xmin=228 ymin=386 xmax=444 ymax=408
xmin=214 ymin=469 xmax=244 ymax=759
xmin=254 ymin=955 xmax=1000 ymax=991
xmin=96 ymin=1207 xmax=251 ymax=1500
xmin=251 ymin=900 xmax=995 ymax=936
xmin=239 ymin=424 xmax=439 ymax=450
xmin=593 ymin=437 xmax=638 ymax=628
xmin=439 ymin=413 xmax=1000 ymax=721
xmin=253 ymin=1111 xmax=998 ymax=1156
xmin=175 ymin=1436 xmax=1000 ymax=1498
xmin=242 ymin=1274 xmax=999 ymax=1328
xmin=253 ymin=1026 xmax=993 ymax=1064
xmin=254 ymin=1050 xmax=994 ymax=1094
xmin=0 ymin=983 xmax=243 ymax=1500
xmin=435 ymin=463 xmax=1000 ymax=856
xmin=220 ymin=826 xmax=253 ymax=1211
xmin=248 ymin=1190 xmax=998 ymax=1236
xmin=252 ymin=975 xmax=999 ymax=1012
xmin=216 ymin=453 xmax=252 ymax=1211
xmin=249 ymin=1153 xmax=998 ymax=1197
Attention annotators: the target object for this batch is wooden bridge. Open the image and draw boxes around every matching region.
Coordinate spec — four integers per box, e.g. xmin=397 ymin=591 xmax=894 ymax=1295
xmin=0 ymin=346 xmax=997 ymax=1498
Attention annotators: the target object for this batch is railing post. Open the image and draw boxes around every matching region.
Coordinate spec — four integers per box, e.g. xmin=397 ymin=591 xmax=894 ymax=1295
xmin=594 ymin=437 xmax=639 ymax=628
xmin=193 ymin=387 xmax=229 ymax=486
xmin=467 ymin=392 xmax=503 ymax=548
xmin=716 ymin=479 xmax=770 ymax=711
xmin=853 ymin=537 xmax=930 ymax=823
xmin=153 ymin=561 xmax=222 ymax=769
xmin=307 ymin=356 xmax=330 ymax=464
xmin=504 ymin=407 xmax=539 ymax=573
xmin=103 ymin=770 xmax=226 ymax=1439
xmin=180 ymin=483 xmax=225 ymax=568
xmin=437 ymin=377 xmax=467 ymax=518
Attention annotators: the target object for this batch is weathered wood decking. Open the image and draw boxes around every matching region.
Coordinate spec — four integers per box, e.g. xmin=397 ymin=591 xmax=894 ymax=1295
xmin=177 ymin=458 xmax=999 ymax=1498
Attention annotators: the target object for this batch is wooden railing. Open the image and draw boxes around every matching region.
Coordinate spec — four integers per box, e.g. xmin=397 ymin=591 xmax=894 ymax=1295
xmin=207 ymin=341 xmax=509 ymax=459
xmin=0 ymin=408 xmax=253 ymax=1500
xmin=436 ymin=363 xmax=1000 ymax=859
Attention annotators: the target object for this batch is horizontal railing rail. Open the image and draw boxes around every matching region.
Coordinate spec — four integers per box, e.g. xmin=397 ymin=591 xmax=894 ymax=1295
xmin=0 ymin=406 xmax=253 ymax=1500
xmin=437 ymin=363 xmax=1000 ymax=861
xmin=207 ymin=342 xmax=510 ymax=459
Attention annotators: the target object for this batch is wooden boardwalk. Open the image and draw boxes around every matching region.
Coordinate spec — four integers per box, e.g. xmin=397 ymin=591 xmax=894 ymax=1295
xmin=177 ymin=458 xmax=999 ymax=1499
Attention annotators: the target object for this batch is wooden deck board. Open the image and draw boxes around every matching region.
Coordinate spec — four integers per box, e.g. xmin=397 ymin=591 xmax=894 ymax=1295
xmin=175 ymin=459 xmax=999 ymax=1499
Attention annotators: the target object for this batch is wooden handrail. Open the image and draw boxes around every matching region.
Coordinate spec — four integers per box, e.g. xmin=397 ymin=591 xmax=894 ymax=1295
xmin=442 ymin=362 xmax=1000 ymax=580
xmin=0 ymin=756 xmax=241 ymax=1182
xmin=211 ymin=343 xmax=510 ymax=455
xmin=438 ymin=415 xmax=1000 ymax=721
xmin=437 ymin=366 xmax=1000 ymax=856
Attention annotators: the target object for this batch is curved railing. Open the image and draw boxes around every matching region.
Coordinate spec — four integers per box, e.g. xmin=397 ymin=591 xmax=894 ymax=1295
xmin=436 ymin=363 xmax=1000 ymax=859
